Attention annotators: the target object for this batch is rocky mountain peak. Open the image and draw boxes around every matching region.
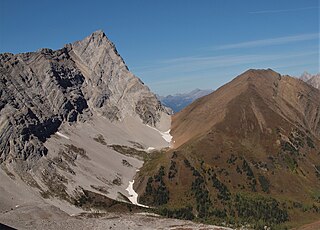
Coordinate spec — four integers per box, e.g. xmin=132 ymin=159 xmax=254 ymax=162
xmin=307 ymin=74 xmax=320 ymax=89
xmin=299 ymin=72 xmax=320 ymax=89
xmin=0 ymin=31 xmax=168 ymax=163
xmin=68 ymin=30 xmax=165 ymax=123
xmin=299 ymin=71 xmax=313 ymax=81
xmin=70 ymin=30 xmax=127 ymax=70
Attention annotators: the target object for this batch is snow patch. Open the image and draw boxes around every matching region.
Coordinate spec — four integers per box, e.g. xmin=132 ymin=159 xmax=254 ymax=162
xmin=146 ymin=125 xmax=172 ymax=144
xmin=161 ymin=129 xmax=172 ymax=143
xmin=56 ymin=132 xmax=70 ymax=140
xmin=147 ymin=147 xmax=155 ymax=151
xmin=126 ymin=180 xmax=148 ymax=208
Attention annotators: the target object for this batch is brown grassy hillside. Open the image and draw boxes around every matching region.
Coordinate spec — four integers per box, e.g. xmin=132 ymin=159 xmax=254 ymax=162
xmin=137 ymin=69 xmax=320 ymax=229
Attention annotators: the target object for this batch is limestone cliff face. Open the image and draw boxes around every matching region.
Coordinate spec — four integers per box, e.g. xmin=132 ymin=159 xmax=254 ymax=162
xmin=70 ymin=30 xmax=163 ymax=123
xmin=0 ymin=30 xmax=166 ymax=163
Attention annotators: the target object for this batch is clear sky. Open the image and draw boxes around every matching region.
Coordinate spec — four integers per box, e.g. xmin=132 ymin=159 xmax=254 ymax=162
xmin=0 ymin=0 xmax=319 ymax=95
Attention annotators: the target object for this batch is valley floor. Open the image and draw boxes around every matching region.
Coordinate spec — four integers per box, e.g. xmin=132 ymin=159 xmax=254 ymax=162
xmin=0 ymin=207 xmax=232 ymax=230
xmin=0 ymin=167 xmax=232 ymax=230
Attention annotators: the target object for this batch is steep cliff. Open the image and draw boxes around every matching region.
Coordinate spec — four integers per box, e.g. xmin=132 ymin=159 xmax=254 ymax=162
xmin=0 ymin=30 xmax=167 ymax=165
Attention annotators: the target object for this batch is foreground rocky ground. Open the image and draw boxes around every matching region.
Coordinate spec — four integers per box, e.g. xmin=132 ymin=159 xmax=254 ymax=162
xmin=0 ymin=205 xmax=232 ymax=230
xmin=0 ymin=166 xmax=231 ymax=230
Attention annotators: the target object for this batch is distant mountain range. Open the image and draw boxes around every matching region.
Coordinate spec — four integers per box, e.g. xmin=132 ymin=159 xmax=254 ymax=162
xmin=299 ymin=71 xmax=320 ymax=89
xmin=158 ymin=89 xmax=213 ymax=113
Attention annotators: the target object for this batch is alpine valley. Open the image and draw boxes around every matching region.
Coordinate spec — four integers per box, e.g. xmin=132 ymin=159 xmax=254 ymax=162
xmin=0 ymin=31 xmax=319 ymax=230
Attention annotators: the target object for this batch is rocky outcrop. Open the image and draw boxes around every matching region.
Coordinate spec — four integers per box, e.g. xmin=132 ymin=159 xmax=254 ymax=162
xmin=306 ymin=75 xmax=320 ymax=89
xmin=70 ymin=31 xmax=164 ymax=123
xmin=299 ymin=72 xmax=320 ymax=89
xmin=0 ymin=30 xmax=167 ymax=164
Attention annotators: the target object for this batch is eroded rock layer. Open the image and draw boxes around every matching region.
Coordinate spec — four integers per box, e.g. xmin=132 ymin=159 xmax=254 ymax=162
xmin=0 ymin=30 xmax=167 ymax=164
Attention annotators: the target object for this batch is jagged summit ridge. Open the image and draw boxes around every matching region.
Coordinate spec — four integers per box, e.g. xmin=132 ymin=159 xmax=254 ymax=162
xmin=299 ymin=71 xmax=320 ymax=89
xmin=70 ymin=30 xmax=128 ymax=71
xmin=0 ymin=30 xmax=168 ymax=162
xmin=69 ymin=30 xmax=164 ymax=123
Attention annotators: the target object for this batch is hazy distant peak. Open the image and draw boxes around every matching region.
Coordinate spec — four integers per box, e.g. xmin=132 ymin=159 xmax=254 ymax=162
xmin=159 ymin=88 xmax=213 ymax=113
xmin=299 ymin=72 xmax=320 ymax=89
xmin=300 ymin=71 xmax=313 ymax=81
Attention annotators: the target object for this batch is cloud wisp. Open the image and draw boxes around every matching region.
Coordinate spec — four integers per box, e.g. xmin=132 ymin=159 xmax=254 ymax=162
xmin=249 ymin=6 xmax=319 ymax=14
xmin=134 ymin=50 xmax=318 ymax=77
xmin=215 ymin=33 xmax=319 ymax=50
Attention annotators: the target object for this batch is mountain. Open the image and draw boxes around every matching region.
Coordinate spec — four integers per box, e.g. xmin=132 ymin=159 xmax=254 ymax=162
xmin=159 ymin=88 xmax=213 ymax=113
xmin=300 ymin=72 xmax=320 ymax=89
xmin=307 ymin=75 xmax=320 ymax=89
xmin=0 ymin=30 xmax=169 ymax=161
xmin=0 ymin=30 xmax=233 ymax=230
xmin=2 ymin=31 xmax=320 ymax=229
xmin=300 ymin=71 xmax=314 ymax=81
xmin=0 ymin=30 xmax=174 ymax=222
xmin=137 ymin=69 xmax=320 ymax=229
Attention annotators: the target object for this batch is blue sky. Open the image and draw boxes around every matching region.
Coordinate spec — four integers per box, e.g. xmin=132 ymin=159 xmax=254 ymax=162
xmin=0 ymin=0 xmax=319 ymax=95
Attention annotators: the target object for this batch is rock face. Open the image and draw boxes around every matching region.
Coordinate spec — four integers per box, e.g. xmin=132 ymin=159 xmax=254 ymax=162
xmin=299 ymin=72 xmax=320 ymax=89
xmin=0 ymin=30 xmax=166 ymax=164
xmin=70 ymin=31 xmax=164 ymax=123
xmin=299 ymin=71 xmax=313 ymax=82
xmin=306 ymin=75 xmax=320 ymax=89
